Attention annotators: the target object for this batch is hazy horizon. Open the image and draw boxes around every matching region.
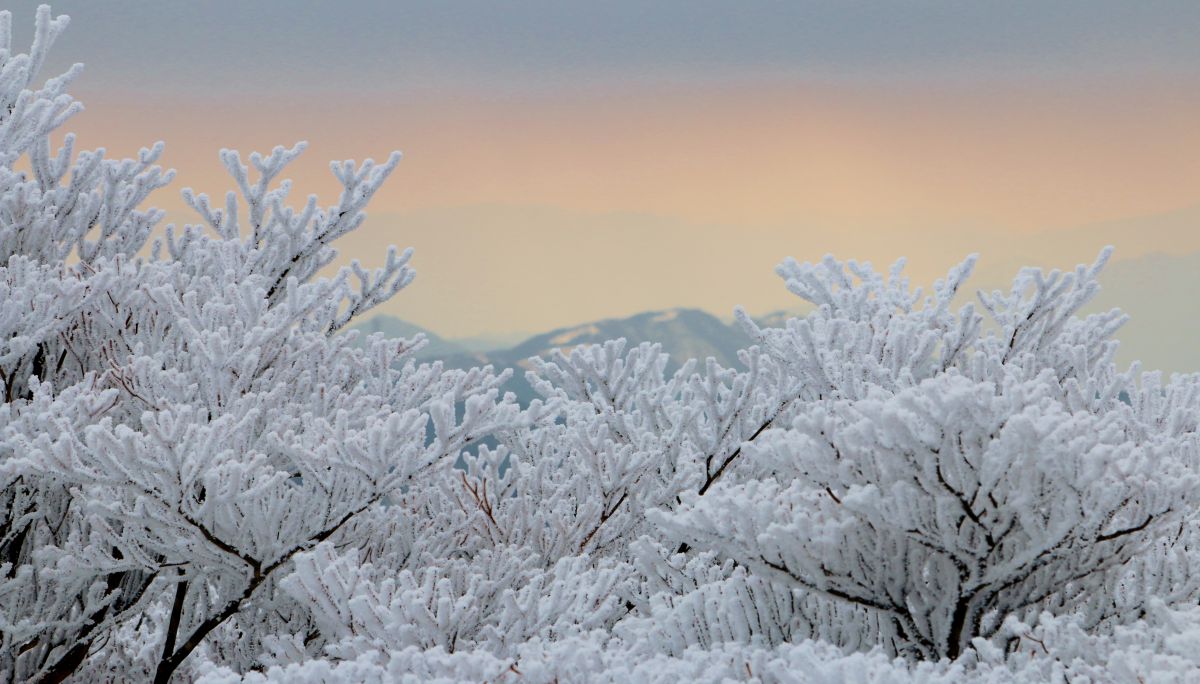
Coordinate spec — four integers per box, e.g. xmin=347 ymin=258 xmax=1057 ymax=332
xmin=11 ymin=0 xmax=1200 ymax=370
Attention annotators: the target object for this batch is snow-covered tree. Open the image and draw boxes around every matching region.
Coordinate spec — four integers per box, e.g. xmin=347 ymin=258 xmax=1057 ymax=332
xmin=2 ymin=6 xmax=1199 ymax=683
xmin=0 ymin=7 xmax=518 ymax=682
xmin=655 ymin=251 xmax=1200 ymax=659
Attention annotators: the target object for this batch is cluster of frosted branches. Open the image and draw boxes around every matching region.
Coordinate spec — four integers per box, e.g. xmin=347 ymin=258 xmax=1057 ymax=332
xmin=3 ymin=7 xmax=1200 ymax=683
xmin=0 ymin=8 xmax=518 ymax=683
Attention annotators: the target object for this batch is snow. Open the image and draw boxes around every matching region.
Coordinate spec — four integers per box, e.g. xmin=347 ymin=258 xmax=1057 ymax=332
xmin=550 ymin=324 xmax=602 ymax=346
xmin=2 ymin=6 xmax=1199 ymax=683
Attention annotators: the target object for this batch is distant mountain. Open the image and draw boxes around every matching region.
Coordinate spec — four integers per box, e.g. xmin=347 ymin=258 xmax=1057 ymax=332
xmin=505 ymin=308 xmax=749 ymax=369
xmin=348 ymin=315 xmax=467 ymax=360
xmin=352 ymin=253 xmax=1200 ymax=391
xmin=351 ymin=308 xmax=816 ymax=404
xmin=750 ymin=309 xmax=806 ymax=330
xmin=452 ymin=331 xmax=535 ymax=354
xmin=436 ymin=308 xmax=752 ymax=403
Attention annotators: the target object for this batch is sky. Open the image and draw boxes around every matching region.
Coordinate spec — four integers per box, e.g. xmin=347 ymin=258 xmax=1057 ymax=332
xmin=12 ymin=1 xmax=1200 ymax=370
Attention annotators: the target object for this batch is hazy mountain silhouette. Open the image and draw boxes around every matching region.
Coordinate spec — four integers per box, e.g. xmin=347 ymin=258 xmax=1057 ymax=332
xmin=356 ymin=308 xmax=769 ymax=404
xmin=354 ymin=239 xmax=1200 ymax=403
xmin=506 ymin=308 xmax=747 ymax=367
xmin=455 ymin=308 xmax=755 ymax=403
xmin=349 ymin=315 xmax=468 ymax=360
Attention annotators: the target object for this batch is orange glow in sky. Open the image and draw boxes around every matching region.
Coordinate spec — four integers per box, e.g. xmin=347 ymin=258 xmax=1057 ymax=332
xmin=21 ymin=0 xmax=1200 ymax=369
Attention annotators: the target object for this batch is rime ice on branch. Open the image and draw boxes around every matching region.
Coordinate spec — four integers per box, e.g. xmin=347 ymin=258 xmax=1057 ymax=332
xmin=1 ymin=5 xmax=1199 ymax=684
xmin=0 ymin=6 xmax=517 ymax=683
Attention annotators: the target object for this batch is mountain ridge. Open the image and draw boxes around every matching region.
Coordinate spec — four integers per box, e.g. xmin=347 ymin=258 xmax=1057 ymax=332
xmin=354 ymin=307 xmax=781 ymax=403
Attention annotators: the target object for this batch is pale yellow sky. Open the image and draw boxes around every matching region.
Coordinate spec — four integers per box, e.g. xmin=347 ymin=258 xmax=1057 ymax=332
xmin=28 ymin=0 xmax=1200 ymax=370
xmin=78 ymin=80 xmax=1200 ymax=230
xmin=68 ymin=80 xmax=1200 ymax=345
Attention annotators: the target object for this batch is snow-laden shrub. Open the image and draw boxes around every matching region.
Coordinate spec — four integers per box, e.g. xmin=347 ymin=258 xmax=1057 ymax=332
xmin=2 ymin=6 xmax=1199 ymax=682
xmin=195 ymin=604 xmax=1200 ymax=683
xmin=0 ymin=7 xmax=519 ymax=683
